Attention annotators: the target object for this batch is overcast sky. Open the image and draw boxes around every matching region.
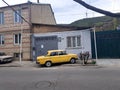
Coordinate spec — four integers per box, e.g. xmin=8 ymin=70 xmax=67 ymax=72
xmin=1 ymin=0 xmax=120 ymax=24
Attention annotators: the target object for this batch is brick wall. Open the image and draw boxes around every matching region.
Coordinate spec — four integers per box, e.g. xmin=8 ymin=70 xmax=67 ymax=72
xmin=0 ymin=3 xmax=62 ymax=61
xmin=0 ymin=5 xmax=30 ymax=32
xmin=33 ymin=25 xmax=74 ymax=33
xmin=0 ymin=5 xmax=31 ymax=61
xmin=0 ymin=30 xmax=31 ymax=61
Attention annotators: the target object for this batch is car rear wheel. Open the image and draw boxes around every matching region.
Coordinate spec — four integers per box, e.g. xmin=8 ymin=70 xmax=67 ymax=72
xmin=70 ymin=58 xmax=76 ymax=64
xmin=45 ymin=61 xmax=52 ymax=67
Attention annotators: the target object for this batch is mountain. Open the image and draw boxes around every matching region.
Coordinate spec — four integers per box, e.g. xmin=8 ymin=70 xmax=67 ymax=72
xmin=70 ymin=16 xmax=120 ymax=31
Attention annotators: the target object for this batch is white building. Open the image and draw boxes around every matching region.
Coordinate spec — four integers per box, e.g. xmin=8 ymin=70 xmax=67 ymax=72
xmin=32 ymin=24 xmax=92 ymax=60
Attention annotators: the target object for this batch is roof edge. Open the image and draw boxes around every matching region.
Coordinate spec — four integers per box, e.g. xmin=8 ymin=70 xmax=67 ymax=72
xmin=0 ymin=1 xmax=50 ymax=9
xmin=32 ymin=23 xmax=91 ymax=30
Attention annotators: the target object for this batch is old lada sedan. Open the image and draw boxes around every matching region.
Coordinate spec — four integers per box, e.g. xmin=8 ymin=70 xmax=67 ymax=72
xmin=36 ymin=50 xmax=78 ymax=67
xmin=0 ymin=52 xmax=13 ymax=63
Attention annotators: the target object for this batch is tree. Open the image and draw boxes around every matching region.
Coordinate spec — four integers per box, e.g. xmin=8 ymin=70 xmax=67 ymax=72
xmin=74 ymin=0 xmax=120 ymax=18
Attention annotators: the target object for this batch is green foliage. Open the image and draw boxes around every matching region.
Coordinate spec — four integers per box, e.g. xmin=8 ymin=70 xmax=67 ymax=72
xmin=95 ymin=22 xmax=104 ymax=27
xmin=92 ymin=60 xmax=96 ymax=64
xmin=70 ymin=16 xmax=114 ymax=27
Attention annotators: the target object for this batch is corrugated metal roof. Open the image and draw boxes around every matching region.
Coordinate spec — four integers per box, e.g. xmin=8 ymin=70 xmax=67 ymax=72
xmin=32 ymin=23 xmax=91 ymax=30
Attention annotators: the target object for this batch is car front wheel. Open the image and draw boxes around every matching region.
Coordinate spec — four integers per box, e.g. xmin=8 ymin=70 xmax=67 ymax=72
xmin=70 ymin=58 xmax=76 ymax=64
xmin=45 ymin=61 xmax=52 ymax=67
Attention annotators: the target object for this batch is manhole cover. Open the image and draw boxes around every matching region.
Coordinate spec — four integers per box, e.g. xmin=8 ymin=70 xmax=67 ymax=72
xmin=23 ymin=81 xmax=55 ymax=90
xmin=35 ymin=81 xmax=52 ymax=88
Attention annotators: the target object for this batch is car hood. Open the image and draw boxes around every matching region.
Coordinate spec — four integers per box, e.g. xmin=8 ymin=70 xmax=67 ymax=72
xmin=37 ymin=55 xmax=46 ymax=58
xmin=0 ymin=55 xmax=13 ymax=59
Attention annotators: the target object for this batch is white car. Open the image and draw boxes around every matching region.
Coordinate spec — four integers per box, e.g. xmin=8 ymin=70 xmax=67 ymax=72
xmin=0 ymin=52 xmax=13 ymax=63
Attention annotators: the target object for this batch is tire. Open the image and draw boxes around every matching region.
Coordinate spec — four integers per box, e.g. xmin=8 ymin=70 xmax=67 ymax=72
xmin=45 ymin=61 xmax=52 ymax=67
xmin=70 ymin=58 xmax=76 ymax=64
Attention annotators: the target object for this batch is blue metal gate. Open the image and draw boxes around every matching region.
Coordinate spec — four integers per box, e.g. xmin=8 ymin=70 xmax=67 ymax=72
xmin=91 ymin=30 xmax=120 ymax=58
xmin=33 ymin=35 xmax=58 ymax=60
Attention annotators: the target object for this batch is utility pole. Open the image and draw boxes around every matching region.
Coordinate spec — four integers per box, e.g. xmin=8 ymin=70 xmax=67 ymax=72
xmin=93 ymin=27 xmax=98 ymax=64
xmin=37 ymin=0 xmax=40 ymax=3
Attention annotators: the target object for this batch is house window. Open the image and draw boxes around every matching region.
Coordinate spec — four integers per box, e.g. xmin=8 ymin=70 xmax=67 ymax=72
xmin=0 ymin=34 xmax=4 ymax=45
xmin=14 ymin=33 xmax=21 ymax=45
xmin=0 ymin=12 xmax=4 ymax=24
xmin=14 ymin=10 xmax=22 ymax=23
xmin=14 ymin=53 xmax=23 ymax=58
xmin=67 ymin=35 xmax=81 ymax=48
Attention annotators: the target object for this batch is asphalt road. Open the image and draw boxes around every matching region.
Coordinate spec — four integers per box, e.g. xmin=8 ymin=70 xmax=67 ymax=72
xmin=0 ymin=66 xmax=120 ymax=90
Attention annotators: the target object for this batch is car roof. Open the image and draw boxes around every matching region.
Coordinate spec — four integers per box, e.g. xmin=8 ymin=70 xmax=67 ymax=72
xmin=48 ymin=50 xmax=65 ymax=53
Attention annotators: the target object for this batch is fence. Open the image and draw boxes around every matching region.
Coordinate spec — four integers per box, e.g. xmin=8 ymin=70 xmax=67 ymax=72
xmin=91 ymin=30 xmax=120 ymax=59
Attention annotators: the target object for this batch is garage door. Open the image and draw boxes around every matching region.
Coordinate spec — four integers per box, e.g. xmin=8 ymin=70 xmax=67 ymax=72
xmin=35 ymin=36 xmax=58 ymax=57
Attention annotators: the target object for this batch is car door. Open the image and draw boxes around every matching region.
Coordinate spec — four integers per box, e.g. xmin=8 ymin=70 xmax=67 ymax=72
xmin=58 ymin=51 xmax=69 ymax=63
xmin=50 ymin=52 xmax=61 ymax=63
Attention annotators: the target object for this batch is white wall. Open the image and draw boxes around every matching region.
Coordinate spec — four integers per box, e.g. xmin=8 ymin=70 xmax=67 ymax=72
xmin=34 ymin=29 xmax=92 ymax=58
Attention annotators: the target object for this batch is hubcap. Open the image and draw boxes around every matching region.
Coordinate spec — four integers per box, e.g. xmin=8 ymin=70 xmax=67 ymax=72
xmin=46 ymin=62 xmax=51 ymax=67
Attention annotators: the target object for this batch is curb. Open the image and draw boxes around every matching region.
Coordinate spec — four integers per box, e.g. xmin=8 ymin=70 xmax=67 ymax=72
xmin=0 ymin=62 xmax=22 ymax=67
xmin=0 ymin=61 xmax=31 ymax=67
xmin=0 ymin=60 xmax=97 ymax=68
xmin=0 ymin=65 xmax=21 ymax=67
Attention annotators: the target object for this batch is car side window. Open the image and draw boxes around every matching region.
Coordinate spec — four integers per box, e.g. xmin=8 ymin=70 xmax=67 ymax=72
xmin=58 ymin=51 xmax=64 ymax=55
xmin=63 ymin=51 xmax=67 ymax=55
xmin=50 ymin=52 xmax=58 ymax=56
xmin=59 ymin=51 xmax=67 ymax=55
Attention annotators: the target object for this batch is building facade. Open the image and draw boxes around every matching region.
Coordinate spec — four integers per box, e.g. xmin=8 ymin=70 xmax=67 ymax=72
xmin=32 ymin=24 xmax=92 ymax=60
xmin=0 ymin=2 xmax=91 ymax=61
xmin=0 ymin=2 xmax=56 ymax=60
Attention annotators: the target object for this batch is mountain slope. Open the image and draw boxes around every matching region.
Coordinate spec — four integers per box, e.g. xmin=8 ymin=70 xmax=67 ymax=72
xmin=70 ymin=16 xmax=120 ymax=31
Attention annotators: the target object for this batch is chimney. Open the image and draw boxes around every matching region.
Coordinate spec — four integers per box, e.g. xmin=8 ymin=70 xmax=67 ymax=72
xmin=37 ymin=0 xmax=40 ymax=3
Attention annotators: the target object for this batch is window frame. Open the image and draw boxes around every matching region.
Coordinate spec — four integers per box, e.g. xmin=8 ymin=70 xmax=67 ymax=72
xmin=0 ymin=34 xmax=5 ymax=46
xmin=14 ymin=53 xmax=23 ymax=58
xmin=14 ymin=10 xmax=22 ymax=23
xmin=14 ymin=33 xmax=21 ymax=45
xmin=0 ymin=12 xmax=4 ymax=25
xmin=67 ymin=35 xmax=81 ymax=48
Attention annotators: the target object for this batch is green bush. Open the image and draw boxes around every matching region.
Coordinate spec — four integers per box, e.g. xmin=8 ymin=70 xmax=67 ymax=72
xmin=92 ymin=60 xmax=96 ymax=64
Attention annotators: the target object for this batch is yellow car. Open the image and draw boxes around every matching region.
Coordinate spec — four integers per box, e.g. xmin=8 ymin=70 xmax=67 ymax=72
xmin=36 ymin=50 xmax=78 ymax=67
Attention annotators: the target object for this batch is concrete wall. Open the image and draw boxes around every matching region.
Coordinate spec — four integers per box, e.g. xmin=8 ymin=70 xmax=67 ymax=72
xmin=31 ymin=4 xmax=56 ymax=25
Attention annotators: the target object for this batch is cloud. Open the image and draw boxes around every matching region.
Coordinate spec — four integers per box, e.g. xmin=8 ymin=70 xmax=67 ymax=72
xmin=38 ymin=0 xmax=114 ymax=24
xmin=38 ymin=0 xmax=85 ymax=24
xmin=1 ymin=0 xmax=120 ymax=24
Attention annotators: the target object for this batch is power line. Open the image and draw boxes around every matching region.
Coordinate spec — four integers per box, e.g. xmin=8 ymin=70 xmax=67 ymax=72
xmin=55 ymin=9 xmax=120 ymax=16
xmin=2 ymin=0 xmax=31 ymax=25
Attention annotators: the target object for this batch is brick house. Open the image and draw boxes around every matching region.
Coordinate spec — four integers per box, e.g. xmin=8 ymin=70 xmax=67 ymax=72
xmin=0 ymin=2 xmax=56 ymax=60
xmin=0 ymin=2 xmax=92 ymax=61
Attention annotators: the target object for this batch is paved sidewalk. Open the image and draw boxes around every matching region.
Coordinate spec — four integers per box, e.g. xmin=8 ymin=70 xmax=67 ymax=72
xmin=0 ymin=59 xmax=120 ymax=67
xmin=96 ymin=59 xmax=120 ymax=67
xmin=0 ymin=60 xmax=96 ymax=67
xmin=0 ymin=61 xmax=37 ymax=67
